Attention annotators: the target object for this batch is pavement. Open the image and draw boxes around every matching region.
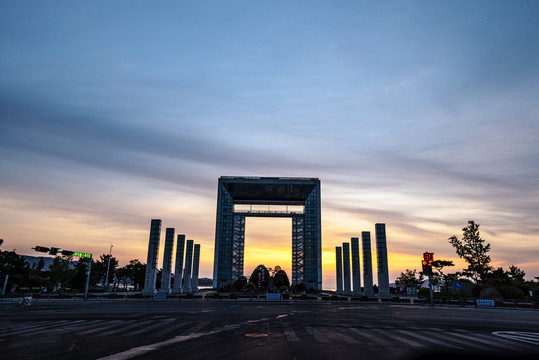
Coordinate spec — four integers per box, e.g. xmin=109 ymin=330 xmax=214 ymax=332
xmin=1 ymin=300 xmax=538 ymax=359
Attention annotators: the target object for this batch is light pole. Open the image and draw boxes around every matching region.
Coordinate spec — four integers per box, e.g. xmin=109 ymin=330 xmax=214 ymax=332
xmin=105 ymin=244 xmax=113 ymax=292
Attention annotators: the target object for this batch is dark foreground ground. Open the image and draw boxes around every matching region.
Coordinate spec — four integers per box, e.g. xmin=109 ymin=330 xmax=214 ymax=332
xmin=1 ymin=299 xmax=538 ymax=360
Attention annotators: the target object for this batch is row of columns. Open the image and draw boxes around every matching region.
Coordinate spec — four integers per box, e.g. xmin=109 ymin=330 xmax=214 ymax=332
xmin=335 ymin=223 xmax=390 ymax=298
xmin=142 ymin=219 xmax=201 ymax=295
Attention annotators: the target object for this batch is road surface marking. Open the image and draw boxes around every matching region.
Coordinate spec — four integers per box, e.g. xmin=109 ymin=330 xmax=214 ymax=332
xmin=493 ymin=331 xmax=539 ymax=346
xmin=425 ymin=331 xmax=491 ymax=351
xmin=128 ymin=318 xmax=176 ymax=336
xmin=332 ymin=329 xmax=359 ymax=344
xmin=283 ymin=327 xmax=300 ymax=342
xmin=348 ymin=328 xmax=392 ymax=346
xmin=394 ymin=330 xmax=461 ymax=349
xmin=305 ymin=326 xmax=330 ymax=343
xmin=370 ymin=329 xmax=424 ymax=347
xmin=97 ymin=320 xmax=153 ymax=337
xmin=151 ymin=321 xmax=190 ymax=338
xmin=449 ymin=331 xmax=525 ymax=350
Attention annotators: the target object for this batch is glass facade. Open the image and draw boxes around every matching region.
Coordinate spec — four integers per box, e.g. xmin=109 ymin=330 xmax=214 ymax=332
xmin=160 ymin=228 xmax=174 ymax=293
xmin=335 ymin=246 xmax=343 ymax=293
xmin=143 ymin=219 xmax=161 ymax=294
xmin=375 ymin=223 xmax=391 ymax=298
xmin=362 ymin=231 xmax=375 ymax=297
xmin=183 ymin=240 xmax=194 ymax=293
xmin=173 ymin=234 xmax=185 ymax=292
xmin=351 ymin=237 xmax=361 ymax=295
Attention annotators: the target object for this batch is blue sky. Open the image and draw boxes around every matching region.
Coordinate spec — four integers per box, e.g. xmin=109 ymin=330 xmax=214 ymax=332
xmin=1 ymin=1 xmax=538 ymax=286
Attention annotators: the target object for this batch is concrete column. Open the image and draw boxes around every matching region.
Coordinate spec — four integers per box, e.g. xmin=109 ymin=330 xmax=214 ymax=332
xmin=183 ymin=240 xmax=194 ymax=293
xmin=160 ymin=228 xmax=174 ymax=293
xmin=342 ymin=242 xmax=351 ymax=294
xmin=143 ymin=219 xmax=161 ymax=295
xmin=351 ymin=237 xmax=361 ymax=295
xmin=362 ymin=231 xmax=374 ymax=297
xmin=376 ymin=223 xmax=391 ymax=299
xmin=173 ymin=234 xmax=185 ymax=293
xmin=191 ymin=244 xmax=200 ymax=292
xmin=335 ymin=246 xmax=343 ymax=294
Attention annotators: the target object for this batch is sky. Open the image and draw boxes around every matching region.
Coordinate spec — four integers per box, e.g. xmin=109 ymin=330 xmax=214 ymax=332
xmin=1 ymin=1 xmax=538 ymax=289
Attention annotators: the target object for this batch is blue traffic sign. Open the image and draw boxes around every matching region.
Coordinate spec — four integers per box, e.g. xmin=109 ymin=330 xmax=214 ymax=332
xmin=454 ymin=281 xmax=462 ymax=289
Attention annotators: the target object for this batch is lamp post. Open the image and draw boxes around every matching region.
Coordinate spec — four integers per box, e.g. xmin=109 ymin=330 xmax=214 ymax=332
xmin=105 ymin=245 xmax=113 ymax=291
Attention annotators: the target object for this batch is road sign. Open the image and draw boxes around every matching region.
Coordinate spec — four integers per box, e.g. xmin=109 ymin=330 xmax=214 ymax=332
xmin=454 ymin=281 xmax=462 ymax=289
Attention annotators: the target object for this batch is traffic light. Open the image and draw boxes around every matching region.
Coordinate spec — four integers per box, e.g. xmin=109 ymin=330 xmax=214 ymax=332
xmin=422 ymin=252 xmax=434 ymax=275
xmin=61 ymin=250 xmax=74 ymax=256
xmin=35 ymin=246 xmax=50 ymax=253
xmin=49 ymin=247 xmax=60 ymax=255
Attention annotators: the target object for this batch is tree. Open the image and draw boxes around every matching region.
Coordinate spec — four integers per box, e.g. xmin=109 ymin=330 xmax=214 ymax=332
xmin=396 ymin=269 xmax=424 ymax=287
xmin=115 ymin=266 xmax=131 ymax=290
xmin=0 ymin=250 xmax=30 ymax=292
xmin=97 ymin=254 xmax=118 ymax=290
xmin=49 ymin=256 xmax=73 ymax=290
xmin=126 ymin=259 xmax=146 ymax=291
xmin=431 ymin=260 xmax=455 ymax=293
xmin=448 ymin=220 xmax=492 ymax=283
xmin=507 ymin=265 xmax=525 ymax=282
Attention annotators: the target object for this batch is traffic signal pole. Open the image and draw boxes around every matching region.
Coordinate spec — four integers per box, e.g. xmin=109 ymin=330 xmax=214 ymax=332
xmin=84 ymin=257 xmax=92 ymax=301
xmin=428 ymin=273 xmax=434 ymax=306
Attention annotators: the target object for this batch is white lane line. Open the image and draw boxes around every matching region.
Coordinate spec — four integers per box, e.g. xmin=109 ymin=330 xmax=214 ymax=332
xmin=96 ymin=329 xmax=221 ymax=360
xmin=395 ymin=330 xmax=461 ymax=349
xmin=283 ymin=327 xmax=300 ymax=342
xmin=493 ymin=331 xmax=539 ymax=346
xmin=305 ymin=326 xmax=330 ymax=343
xmin=370 ymin=329 xmax=424 ymax=347
xmin=348 ymin=328 xmax=392 ymax=346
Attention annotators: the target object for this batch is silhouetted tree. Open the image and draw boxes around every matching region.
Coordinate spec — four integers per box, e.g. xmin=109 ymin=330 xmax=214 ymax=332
xmin=448 ymin=221 xmax=492 ymax=283
xmin=126 ymin=259 xmax=145 ymax=290
xmin=0 ymin=250 xmax=30 ymax=292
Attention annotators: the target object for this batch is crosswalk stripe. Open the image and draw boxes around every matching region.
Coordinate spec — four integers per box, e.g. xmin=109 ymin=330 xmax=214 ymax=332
xmin=493 ymin=331 xmax=539 ymax=345
xmin=78 ymin=321 xmax=127 ymax=336
xmin=305 ymin=326 xmax=329 ymax=343
xmin=128 ymin=319 xmax=177 ymax=336
xmin=471 ymin=332 xmax=538 ymax=351
xmin=51 ymin=320 xmax=107 ymax=335
xmin=348 ymin=328 xmax=392 ymax=346
xmin=97 ymin=320 xmax=154 ymax=337
xmin=370 ymin=329 xmax=424 ymax=347
xmin=426 ymin=331 xmax=491 ymax=351
xmin=7 ymin=320 xmax=78 ymax=337
xmin=151 ymin=321 xmax=190 ymax=338
xmin=283 ymin=327 xmax=300 ymax=342
xmin=2 ymin=321 xmax=57 ymax=335
xmin=332 ymin=329 xmax=359 ymax=344
xmin=181 ymin=321 xmax=211 ymax=335
xmin=449 ymin=331 xmax=522 ymax=350
xmin=394 ymin=330 xmax=461 ymax=349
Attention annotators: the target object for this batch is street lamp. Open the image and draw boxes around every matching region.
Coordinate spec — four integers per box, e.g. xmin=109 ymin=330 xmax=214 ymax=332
xmin=105 ymin=245 xmax=113 ymax=292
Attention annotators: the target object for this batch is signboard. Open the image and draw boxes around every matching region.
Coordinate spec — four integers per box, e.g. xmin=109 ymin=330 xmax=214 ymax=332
xmin=266 ymin=293 xmax=281 ymax=300
xmin=153 ymin=293 xmax=167 ymax=301
xmin=476 ymin=299 xmax=495 ymax=307
xmin=454 ymin=281 xmax=462 ymax=289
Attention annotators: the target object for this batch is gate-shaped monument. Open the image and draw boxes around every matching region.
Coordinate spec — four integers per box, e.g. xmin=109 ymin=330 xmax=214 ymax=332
xmin=212 ymin=177 xmax=322 ymax=290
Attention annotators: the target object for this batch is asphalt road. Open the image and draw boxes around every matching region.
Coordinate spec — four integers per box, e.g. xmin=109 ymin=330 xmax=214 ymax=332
xmin=2 ymin=300 xmax=538 ymax=360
